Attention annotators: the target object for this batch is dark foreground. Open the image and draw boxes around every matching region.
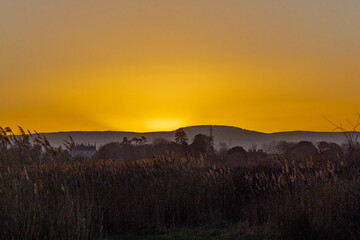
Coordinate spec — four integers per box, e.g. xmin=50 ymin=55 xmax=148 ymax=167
xmin=1 ymin=155 xmax=360 ymax=240
xmin=109 ymin=224 xmax=270 ymax=240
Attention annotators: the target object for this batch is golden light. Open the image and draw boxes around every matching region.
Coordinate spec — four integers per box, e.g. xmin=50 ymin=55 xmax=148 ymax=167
xmin=144 ymin=118 xmax=185 ymax=132
xmin=1 ymin=1 xmax=360 ymax=132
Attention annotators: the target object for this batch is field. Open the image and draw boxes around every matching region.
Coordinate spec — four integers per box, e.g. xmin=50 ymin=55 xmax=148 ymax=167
xmin=111 ymin=224 xmax=269 ymax=240
xmin=1 ymin=127 xmax=360 ymax=239
xmin=1 ymin=154 xmax=360 ymax=239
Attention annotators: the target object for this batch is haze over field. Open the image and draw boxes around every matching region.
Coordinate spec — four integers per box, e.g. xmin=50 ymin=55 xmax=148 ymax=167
xmin=40 ymin=125 xmax=349 ymax=150
xmin=1 ymin=1 xmax=360 ymax=133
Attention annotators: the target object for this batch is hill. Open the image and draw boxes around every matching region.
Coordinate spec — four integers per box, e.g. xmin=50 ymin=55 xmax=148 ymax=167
xmin=39 ymin=125 xmax=350 ymax=150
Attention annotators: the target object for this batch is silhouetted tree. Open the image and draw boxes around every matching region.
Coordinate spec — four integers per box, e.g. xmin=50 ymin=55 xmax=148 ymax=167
xmin=323 ymin=114 xmax=360 ymax=162
xmin=121 ymin=137 xmax=130 ymax=145
xmin=190 ymin=134 xmax=214 ymax=155
xmin=175 ymin=128 xmax=188 ymax=146
xmin=285 ymin=141 xmax=318 ymax=163
xmin=131 ymin=137 xmax=140 ymax=145
xmin=228 ymin=146 xmax=247 ymax=155
xmin=139 ymin=136 xmax=147 ymax=145
xmin=275 ymin=141 xmax=296 ymax=155
xmin=318 ymin=141 xmax=343 ymax=163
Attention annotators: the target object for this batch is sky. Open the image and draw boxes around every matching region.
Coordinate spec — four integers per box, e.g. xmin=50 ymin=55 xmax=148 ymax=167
xmin=1 ymin=0 xmax=360 ymax=133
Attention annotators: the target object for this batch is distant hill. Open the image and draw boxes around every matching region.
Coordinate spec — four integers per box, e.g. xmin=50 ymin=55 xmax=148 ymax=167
xmin=39 ymin=125 xmax=351 ymax=150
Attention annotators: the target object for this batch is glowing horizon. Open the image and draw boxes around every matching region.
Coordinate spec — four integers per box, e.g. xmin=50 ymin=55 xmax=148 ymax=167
xmin=1 ymin=1 xmax=360 ymax=133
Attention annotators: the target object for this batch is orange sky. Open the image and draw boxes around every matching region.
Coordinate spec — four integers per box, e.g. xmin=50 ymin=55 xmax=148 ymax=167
xmin=1 ymin=0 xmax=360 ymax=132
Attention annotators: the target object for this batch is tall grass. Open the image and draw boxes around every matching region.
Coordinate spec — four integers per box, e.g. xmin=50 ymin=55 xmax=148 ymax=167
xmin=1 ymin=155 xmax=360 ymax=239
xmin=241 ymin=157 xmax=360 ymax=239
xmin=0 ymin=156 xmax=237 ymax=239
xmin=1 ymin=126 xmax=360 ymax=239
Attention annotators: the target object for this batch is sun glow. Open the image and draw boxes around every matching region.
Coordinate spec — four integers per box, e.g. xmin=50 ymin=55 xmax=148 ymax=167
xmin=1 ymin=1 xmax=360 ymax=132
xmin=144 ymin=118 xmax=185 ymax=132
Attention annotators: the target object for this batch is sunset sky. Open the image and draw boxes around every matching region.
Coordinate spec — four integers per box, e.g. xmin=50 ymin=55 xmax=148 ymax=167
xmin=1 ymin=0 xmax=360 ymax=133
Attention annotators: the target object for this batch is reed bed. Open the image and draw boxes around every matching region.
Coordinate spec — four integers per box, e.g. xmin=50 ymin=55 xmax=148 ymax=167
xmin=0 ymin=156 xmax=237 ymax=239
xmin=1 ymin=140 xmax=360 ymax=239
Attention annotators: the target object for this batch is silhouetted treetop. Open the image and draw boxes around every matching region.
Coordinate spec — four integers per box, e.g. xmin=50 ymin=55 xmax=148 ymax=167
xmin=175 ymin=128 xmax=188 ymax=145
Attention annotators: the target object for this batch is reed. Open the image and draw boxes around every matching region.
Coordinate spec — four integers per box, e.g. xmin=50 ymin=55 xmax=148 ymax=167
xmin=1 ymin=126 xmax=360 ymax=239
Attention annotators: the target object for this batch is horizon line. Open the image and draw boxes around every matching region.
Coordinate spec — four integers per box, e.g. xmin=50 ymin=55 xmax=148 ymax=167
xmin=31 ymin=124 xmax=349 ymax=135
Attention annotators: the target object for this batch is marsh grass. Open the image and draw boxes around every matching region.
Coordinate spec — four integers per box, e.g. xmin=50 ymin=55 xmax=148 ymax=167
xmin=0 ymin=156 xmax=237 ymax=239
xmin=1 ymin=156 xmax=360 ymax=239
xmin=1 ymin=126 xmax=360 ymax=239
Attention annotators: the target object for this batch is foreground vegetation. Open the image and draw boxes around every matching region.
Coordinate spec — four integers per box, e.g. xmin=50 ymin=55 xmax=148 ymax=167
xmin=111 ymin=224 xmax=270 ymax=240
xmin=1 ymin=155 xmax=360 ymax=239
xmin=1 ymin=126 xmax=360 ymax=239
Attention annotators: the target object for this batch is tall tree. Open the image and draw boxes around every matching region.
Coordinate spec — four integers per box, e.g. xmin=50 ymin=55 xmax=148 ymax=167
xmin=190 ymin=134 xmax=214 ymax=154
xmin=175 ymin=128 xmax=188 ymax=145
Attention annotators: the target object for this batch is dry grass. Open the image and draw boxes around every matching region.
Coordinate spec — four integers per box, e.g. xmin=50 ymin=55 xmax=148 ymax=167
xmin=1 ymin=155 xmax=360 ymax=239
xmin=1 ymin=126 xmax=360 ymax=239
xmin=0 ymin=156 xmax=237 ymax=239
